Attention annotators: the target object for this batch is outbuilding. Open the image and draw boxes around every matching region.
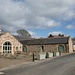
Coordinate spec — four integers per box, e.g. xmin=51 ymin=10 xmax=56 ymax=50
xmin=0 ymin=32 xmax=74 ymax=55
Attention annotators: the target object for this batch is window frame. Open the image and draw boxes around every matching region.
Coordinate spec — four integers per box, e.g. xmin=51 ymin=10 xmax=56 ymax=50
xmin=3 ymin=41 xmax=12 ymax=54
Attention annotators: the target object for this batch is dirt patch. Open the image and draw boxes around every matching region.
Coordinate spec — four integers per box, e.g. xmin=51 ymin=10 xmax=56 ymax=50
xmin=0 ymin=54 xmax=34 ymax=70
xmin=0 ymin=53 xmax=71 ymax=70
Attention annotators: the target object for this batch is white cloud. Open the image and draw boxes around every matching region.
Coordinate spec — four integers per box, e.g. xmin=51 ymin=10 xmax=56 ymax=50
xmin=33 ymin=16 xmax=61 ymax=29
xmin=66 ymin=25 xmax=75 ymax=29
xmin=25 ymin=0 xmax=75 ymax=21
xmin=0 ymin=0 xmax=30 ymax=31
xmin=28 ymin=31 xmax=41 ymax=38
xmin=0 ymin=0 xmax=75 ymax=33
xmin=48 ymin=31 xmax=64 ymax=35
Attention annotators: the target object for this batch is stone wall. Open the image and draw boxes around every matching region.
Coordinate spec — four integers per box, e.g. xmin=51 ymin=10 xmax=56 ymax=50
xmin=68 ymin=36 xmax=73 ymax=53
xmin=0 ymin=32 xmax=23 ymax=54
xmin=73 ymin=45 xmax=75 ymax=50
xmin=24 ymin=44 xmax=69 ymax=55
xmin=65 ymin=44 xmax=69 ymax=53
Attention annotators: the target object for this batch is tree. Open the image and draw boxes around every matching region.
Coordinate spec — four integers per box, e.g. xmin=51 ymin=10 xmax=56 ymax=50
xmin=58 ymin=34 xmax=62 ymax=36
xmin=48 ymin=34 xmax=53 ymax=38
xmin=17 ymin=29 xmax=31 ymax=38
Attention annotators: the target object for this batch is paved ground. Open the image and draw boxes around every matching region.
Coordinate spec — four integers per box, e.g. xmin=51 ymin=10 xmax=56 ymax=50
xmin=1 ymin=53 xmax=75 ymax=75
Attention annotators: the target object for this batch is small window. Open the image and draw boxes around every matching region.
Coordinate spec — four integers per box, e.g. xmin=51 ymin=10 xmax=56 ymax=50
xmin=41 ymin=46 xmax=44 ymax=52
xmin=16 ymin=47 xmax=18 ymax=50
xmin=22 ymin=46 xmax=27 ymax=53
xmin=58 ymin=45 xmax=64 ymax=53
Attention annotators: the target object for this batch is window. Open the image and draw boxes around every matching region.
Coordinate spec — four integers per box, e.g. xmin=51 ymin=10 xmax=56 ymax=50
xmin=58 ymin=45 xmax=64 ymax=53
xmin=22 ymin=46 xmax=27 ymax=53
xmin=3 ymin=41 xmax=12 ymax=54
xmin=16 ymin=47 xmax=18 ymax=50
xmin=41 ymin=46 xmax=44 ymax=52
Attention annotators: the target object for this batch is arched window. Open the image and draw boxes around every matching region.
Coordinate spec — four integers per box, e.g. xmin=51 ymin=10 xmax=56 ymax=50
xmin=58 ymin=45 xmax=64 ymax=53
xmin=22 ymin=46 xmax=27 ymax=53
xmin=3 ymin=41 xmax=12 ymax=54
xmin=41 ymin=46 xmax=44 ymax=52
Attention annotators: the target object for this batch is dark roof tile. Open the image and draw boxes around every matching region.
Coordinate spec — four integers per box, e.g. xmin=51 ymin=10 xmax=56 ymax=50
xmin=13 ymin=35 xmax=34 ymax=41
xmin=20 ymin=37 xmax=69 ymax=45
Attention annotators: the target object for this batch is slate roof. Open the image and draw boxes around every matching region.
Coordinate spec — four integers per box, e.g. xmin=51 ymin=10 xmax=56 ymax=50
xmin=19 ymin=37 xmax=69 ymax=45
xmin=73 ymin=41 xmax=75 ymax=45
xmin=13 ymin=35 xmax=35 ymax=41
xmin=0 ymin=32 xmax=70 ymax=45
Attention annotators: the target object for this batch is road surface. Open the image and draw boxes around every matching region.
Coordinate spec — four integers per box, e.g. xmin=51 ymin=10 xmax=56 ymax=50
xmin=1 ymin=53 xmax=75 ymax=75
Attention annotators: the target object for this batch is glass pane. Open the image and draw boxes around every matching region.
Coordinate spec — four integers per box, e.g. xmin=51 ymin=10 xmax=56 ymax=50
xmin=3 ymin=41 xmax=12 ymax=54
xmin=22 ymin=46 xmax=27 ymax=53
xmin=8 ymin=42 xmax=11 ymax=45
xmin=4 ymin=42 xmax=7 ymax=45
xmin=3 ymin=41 xmax=11 ymax=45
xmin=3 ymin=46 xmax=5 ymax=50
xmin=3 ymin=51 xmax=4 ymax=53
xmin=8 ymin=51 xmax=9 ymax=53
xmin=41 ymin=46 xmax=44 ymax=52
xmin=10 ymin=51 xmax=11 ymax=53
xmin=58 ymin=45 xmax=64 ymax=53
xmin=10 ymin=47 xmax=11 ymax=50
xmin=8 ymin=47 xmax=9 ymax=50
xmin=16 ymin=47 xmax=18 ymax=50
xmin=5 ymin=47 xmax=7 ymax=50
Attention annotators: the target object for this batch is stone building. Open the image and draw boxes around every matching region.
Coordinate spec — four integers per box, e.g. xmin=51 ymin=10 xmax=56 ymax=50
xmin=0 ymin=32 xmax=23 ymax=54
xmin=73 ymin=41 xmax=75 ymax=51
xmin=0 ymin=32 xmax=74 ymax=55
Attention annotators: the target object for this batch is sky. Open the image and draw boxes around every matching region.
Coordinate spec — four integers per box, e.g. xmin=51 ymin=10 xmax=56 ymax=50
xmin=0 ymin=0 xmax=75 ymax=38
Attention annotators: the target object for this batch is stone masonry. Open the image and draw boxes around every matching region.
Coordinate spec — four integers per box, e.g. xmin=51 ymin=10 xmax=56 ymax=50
xmin=0 ymin=32 xmax=23 ymax=54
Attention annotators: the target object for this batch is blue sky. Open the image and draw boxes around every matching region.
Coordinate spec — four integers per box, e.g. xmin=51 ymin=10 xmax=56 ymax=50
xmin=0 ymin=0 xmax=75 ymax=38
